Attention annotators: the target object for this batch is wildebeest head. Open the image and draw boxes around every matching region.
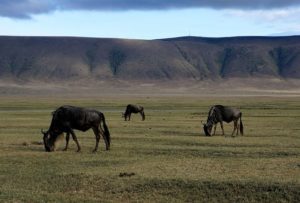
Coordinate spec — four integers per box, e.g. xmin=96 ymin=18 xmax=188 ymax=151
xmin=203 ymin=123 xmax=212 ymax=136
xmin=122 ymin=112 xmax=129 ymax=121
xmin=41 ymin=129 xmax=55 ymax=152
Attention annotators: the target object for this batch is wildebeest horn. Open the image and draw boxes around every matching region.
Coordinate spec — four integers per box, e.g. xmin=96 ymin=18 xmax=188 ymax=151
xmin=201 ymin=121 xmax=205 ymax=125
xmin=41 ymin=129 xmax=46 ymax=134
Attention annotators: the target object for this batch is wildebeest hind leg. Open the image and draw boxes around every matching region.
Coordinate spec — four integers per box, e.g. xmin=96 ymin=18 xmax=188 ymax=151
xmin=70 ymin=129 xmax=81 ymax=152
xmin=92 ymin=127 xmax=100 ymax=152
xmin=231 ymin=121 xmax=237 ymax=137
xmin=63 ymin=133 xmax=70 ymax=151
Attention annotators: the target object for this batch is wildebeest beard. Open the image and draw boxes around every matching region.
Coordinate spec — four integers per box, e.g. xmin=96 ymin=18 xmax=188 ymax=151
xmin=203 ymin=124 xmax=212 ymax=136
xmin=42 ymin=129 xmax=61 ymax=152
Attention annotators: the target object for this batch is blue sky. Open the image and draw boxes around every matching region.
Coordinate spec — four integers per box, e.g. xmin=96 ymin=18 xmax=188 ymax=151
xmin=1 ymin=0 xmax=300 ymax=39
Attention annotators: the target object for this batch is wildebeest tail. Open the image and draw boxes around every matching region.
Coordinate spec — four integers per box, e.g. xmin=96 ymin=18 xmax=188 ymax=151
xmin=240 ymin=112 xmax=244 ymax=135
xmin=100 ymin=113 xmax=111 ymax=148
xmin=141 ymin=108 xmax=145 ymax=120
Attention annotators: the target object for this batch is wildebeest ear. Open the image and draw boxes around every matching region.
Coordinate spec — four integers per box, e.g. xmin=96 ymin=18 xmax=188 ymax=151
xmin=41 ymin=129 xmax=46 ymax=135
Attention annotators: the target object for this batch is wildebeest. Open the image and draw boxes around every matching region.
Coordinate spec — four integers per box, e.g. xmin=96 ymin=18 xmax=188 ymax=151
xmin=203 ymin=105 xmax=243 ymax=137
xmin=41 ymin=105 xmax=110 ymax=152
xmin=122 ymin=104 xmax=145 ymax=121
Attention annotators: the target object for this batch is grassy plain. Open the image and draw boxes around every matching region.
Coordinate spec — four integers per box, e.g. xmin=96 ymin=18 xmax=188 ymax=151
xmin=0 ymin=95 xmax=299 ymax=202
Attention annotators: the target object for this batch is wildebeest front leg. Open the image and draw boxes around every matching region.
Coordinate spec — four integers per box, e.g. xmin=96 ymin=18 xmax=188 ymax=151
xmin=92 ymin=127 xmax=100 ymax=152
xmin=69 ymin=129 xmax=81 ymax=152
xmin=63 ymin=132 xmax=70 ymax=151
xmin=220 ymin=122 xmax=225 ymax=136
xmin=213 ymin=123 xmax=217 ymax=135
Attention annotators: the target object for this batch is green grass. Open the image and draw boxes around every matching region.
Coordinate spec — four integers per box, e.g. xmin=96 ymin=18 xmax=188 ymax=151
xmin=0 ymin=96 xmax=299 ymax=202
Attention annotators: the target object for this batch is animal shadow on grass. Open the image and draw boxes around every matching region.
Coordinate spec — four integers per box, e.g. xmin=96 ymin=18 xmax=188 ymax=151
xmin=119 ymin=172 xmax=136 ymax=177
xmin=14 ymin=141 xmax=45 ymax=152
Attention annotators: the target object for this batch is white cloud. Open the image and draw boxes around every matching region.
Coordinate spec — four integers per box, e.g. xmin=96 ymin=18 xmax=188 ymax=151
xmin=225 ymin=7 xmax=300 ymax=22
xmin=223 ymin=7 xmax=300 ymax=35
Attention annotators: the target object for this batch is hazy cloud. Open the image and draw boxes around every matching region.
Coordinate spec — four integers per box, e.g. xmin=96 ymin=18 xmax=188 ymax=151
xmin=1 ymin=0 xmax=300 ymax=19
xmin=0 ymin=0 xmax=55 ymax=19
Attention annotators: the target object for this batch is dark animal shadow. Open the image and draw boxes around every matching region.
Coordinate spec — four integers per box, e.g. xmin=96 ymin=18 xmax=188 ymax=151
xmin=119 ymin=172 xmax=136 ymax=177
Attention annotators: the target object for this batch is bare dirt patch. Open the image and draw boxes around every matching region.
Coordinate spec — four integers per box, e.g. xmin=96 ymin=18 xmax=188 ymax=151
xmin=0 ymin=78 xmax=300 ymax=98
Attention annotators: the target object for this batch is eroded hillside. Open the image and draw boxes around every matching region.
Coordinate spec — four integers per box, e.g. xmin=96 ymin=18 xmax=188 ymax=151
xmin=0 ymin=36 xmax=300 ymax=81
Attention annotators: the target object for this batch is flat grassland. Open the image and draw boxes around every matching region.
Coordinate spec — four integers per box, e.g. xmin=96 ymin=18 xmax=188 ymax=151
xmin=0 ymin=96 xmax=299 ymax=202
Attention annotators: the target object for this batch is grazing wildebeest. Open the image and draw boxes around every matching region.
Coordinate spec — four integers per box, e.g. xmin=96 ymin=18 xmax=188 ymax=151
xmin=203 ymin=105 xmax=243 ymax=137
xmin=41 ymin=105 xmax=110 ymax=152
xmin=122 ymin=104 xmax=145 ymax=121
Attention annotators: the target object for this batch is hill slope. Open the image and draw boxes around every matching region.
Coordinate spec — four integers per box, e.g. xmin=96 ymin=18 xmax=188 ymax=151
xmin=0 ymin=36 xmax=300 ymax=81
